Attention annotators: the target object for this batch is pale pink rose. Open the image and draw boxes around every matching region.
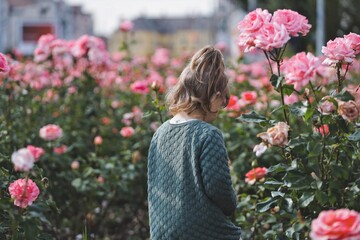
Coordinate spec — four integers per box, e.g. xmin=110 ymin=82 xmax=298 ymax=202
xmin=97 ymin=176 xmax=105 ymax=183
xmin=338 ymin=100 xmax=360 ymax=122
xmin=165 ymin=76 xmax=178 ymax=87
xmin=257 ymin=122 xmax=290 ymax=146
xmin=245 ymin=167 xmax=268 ymax=185
xmin=253 ymin=143 xmax=268 ymax=157
xmin=322 ymin=37 xmax=355 ymax=65
xmin=310 ymin=209 xmax=360 ymax=240
xmin=313 ymin=124 xmax=330 ymax=137
xmin=8 ymin=178 xmax=40 ymax=208
xmin=120 ymin=20 xmax=134 ymax=32
xmin=254 ymin=22 xmax=290 ymax=51
xmin=344 ymin=32 xmax=360 ymax=55
xmin=53 ymin=145 xmax=68 ymax=154
xmin=26 ymin=145 xmax=45 ymax=161
xmin=150 ymin=122 xmax=159 ymax=132
xmin=237 ymin=32 xmax=256 ymax=53
xmin=130 ymin=80 xmax=149 ymax=94
xmin=94 ymin=136 xmax=103 ymax=145
xmin=284 ymin=93 xmax=299 ymax=105
xmin=151 ymin=48 xmax=170 ymax=67
xmin=0 ymin=53 xmax=10 ymax=72
xmin=241 ymin=91 xmax=257 ymax=104
xmin=282 ymin=52 xmax=320 ymax=91
xmin=33 ymin=34 xmax=56 ymax=62
xmin=111 ymin=100 xmax=122 ymax=109
xmin=71 ymin=160 xmax=80 ymax=170
xmin=272 ymin=9 xmax=312 ymax=37
xmin=318 ymin=97 xmax=336 ymax=115
xmin=238 ymin=8 xmax=272 ymax=33
xmin=39 ymin=124 xmax=63 ymax=141
xmin=11 ymin=148 xmax=35 ymax=171
xmin=120 ymin=127 xmax=135 ymax=137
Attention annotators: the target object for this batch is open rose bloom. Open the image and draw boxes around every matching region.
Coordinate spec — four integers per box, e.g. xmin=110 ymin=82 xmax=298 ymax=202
xmin=0 ymin=53 xmax=10 ymax=72
xmin=310 ymin=209 xmax=360 ymax=240
xmin=257 ymin=122 xmax=290 ymax=147
xmin=11 ymin=148 xmax=35 ymax=171
xmin=245 ymin=167 xmax=268 ymax=185
xmin=8 ymin=178 xmax=40 ymax=208
xmin=39 ymin=124 xmax=63 ymax=141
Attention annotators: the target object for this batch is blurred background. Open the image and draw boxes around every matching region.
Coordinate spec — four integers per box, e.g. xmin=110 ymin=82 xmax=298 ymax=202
xmin=1 ymin=0 xmax=359 ymax=60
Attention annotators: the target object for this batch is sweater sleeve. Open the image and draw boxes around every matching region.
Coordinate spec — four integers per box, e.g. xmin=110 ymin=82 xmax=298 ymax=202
xmin=199 ymin=129 xmax=237 ymax=216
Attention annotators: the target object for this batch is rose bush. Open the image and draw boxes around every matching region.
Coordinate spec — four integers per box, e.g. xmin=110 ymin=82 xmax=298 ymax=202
xmin=0 ymin=9 xmax=359 ymax=239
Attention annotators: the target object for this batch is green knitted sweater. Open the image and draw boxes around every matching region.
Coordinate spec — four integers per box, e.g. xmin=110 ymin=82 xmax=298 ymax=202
xmin=147 ymin=120 xmax=242 ymax=240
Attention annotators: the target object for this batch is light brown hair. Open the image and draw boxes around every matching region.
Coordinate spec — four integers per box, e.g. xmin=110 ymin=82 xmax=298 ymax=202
xmin=166 ymin=45 xmax=229 ymax=116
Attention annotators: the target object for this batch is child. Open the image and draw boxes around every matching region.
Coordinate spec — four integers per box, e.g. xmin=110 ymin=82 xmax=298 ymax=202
xmin=147 ymin=46 xmax=242 ymax=240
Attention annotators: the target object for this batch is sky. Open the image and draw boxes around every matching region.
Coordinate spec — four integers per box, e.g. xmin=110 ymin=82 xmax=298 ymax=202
xmin=64 ymin=0 xmax=217 ymax=36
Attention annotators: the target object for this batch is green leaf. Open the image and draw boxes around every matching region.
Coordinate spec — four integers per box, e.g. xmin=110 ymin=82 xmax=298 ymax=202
xmin=289 ymin=104 xmax=307 ymax=117
xmin=282 ymin=84 xmax=295 ymax=96
xmin=334 ymin=90 xmax=355 ymax=101
xmin=270 ymin=74 xmax=284 ymax=90
xmin=299 ymin=192 xmax=315 ymax=207
xmin=237 ymin=111 xmax=267 ymax=123
xmin=348 ymin=129 xmax=360 ymax=141
xmin=256 ymin=197 xmax=279 ymax=213
xmin=315 ymin=190 xmax=328 ymax=204
xmin=304 ymin=108 xmax=315 ymax=121
xmin=271 ymin=191 xmax=285 ymax=198
xmin=267 ymin=163 xmax=289 ymax=174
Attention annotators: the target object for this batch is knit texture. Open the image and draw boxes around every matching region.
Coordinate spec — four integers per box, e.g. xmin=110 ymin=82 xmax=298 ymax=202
xmin=148 ymin=120 xmax=241 ymax=240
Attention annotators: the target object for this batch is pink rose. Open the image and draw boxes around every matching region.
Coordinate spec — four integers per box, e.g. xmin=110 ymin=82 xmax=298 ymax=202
xmin=254 ymin=22 xmax=290 ymax=51
xmin=39 ymin=124 xmax=63 ymax=141
xmin=238 ymin=8 xmax=272 ymax=33
xmin=0 ymin=53 xmax=10 ymax=72
xmin=94 ymin=136 xmax=103 ymax=145
xmin=272 ymin=9 xmax=312 ymax=37
xmin=310 ymin=209 xmax=360 ymax=240
xmin=284 ymin=93 xmax=300 ymax=105
xmin=318 ymin=97 xmax=336 ymax=115
xmin=130 ymin=80 xmax=149 ymax=94
xmin=257 ymin=122 xmax=290 ymax=146
xmin=283 ymin=52 xmax=320 ymax=91
xmin=11 ymin=148 xmax=35 ymax=171
xmin=338 ymin=100 xmax=360 ymax=122
xmin=322 ymin=37 xmax=355 ymax=65
xmin=53 ymin=145 xmax=68 ymax=154
xmin=120 ymin=20 xmax=134 ymax=32
xmin=120 ymin=127 xmax=135 ymax=138
xmin=241 ymin=91 xmax=257 ymax=104
xmin=313 ymin=124 xmax=330 ymax=137
xmin=26 ymin=145 xmax=45 ymax=161
xmin=71 ymin=161 xmax=80 ymax=170
xmin=245 ymin=167 xmax=268 ymax=185
xmin=151 ymin=48 xmax=170 ymax=67
xmin=344 ymin=32 xmax=360 ymax=55
xmin=8 ymin=178 xmax=40 ymax=208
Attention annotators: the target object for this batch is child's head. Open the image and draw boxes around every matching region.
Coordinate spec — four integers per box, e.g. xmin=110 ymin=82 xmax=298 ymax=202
xmin=166 ymin=45 xmax=229 ymax=119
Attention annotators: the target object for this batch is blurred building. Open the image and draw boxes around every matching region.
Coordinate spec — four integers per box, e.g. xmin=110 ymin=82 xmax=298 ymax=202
xmin=108 ymin=0 xmax=245 ymax=59
xmin=0 ymin=0 xmax=94 ymax=55
xmin=108 ymin=16 xmax=216 ymax=57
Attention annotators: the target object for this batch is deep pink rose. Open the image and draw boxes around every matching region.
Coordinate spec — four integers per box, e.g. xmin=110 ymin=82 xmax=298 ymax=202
xmin=53 ymin=145 xmax=68 ymax=154
xmin=344 ymin=32 xmax=360 ymax=55
xmin=272 ymin=9 xmax=312 ymax=37
xmin=0 ymin=53 xmax=10 ymax=72
xmin=310 ymin=209 xmax=360 ymax=240
xmin=120 ymin=127 xmax=135 ymax=137
xmin=8 ymin=178 xmax=40 ymax=208
xmin=245 ymin=167 xmax=268 ymax=184
xmin=39 ymin=124 xmax=63 ymax=141
xmin=130 ymin=80 xmax=149 ymax=94
xmin=241 ymin=91 xmax=257 ymax=104
xmin=26 ymin=145 xmax=45 ymax=161
xmin=283 ymin=52 xmax=320 ymax=90
xmin=11 ymin=148 xmax=35 ymax=171
xmin=322 ymin=37 xmax=355 ymax=65
xmin=254 ymin=22 xmax=290 ymax=51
